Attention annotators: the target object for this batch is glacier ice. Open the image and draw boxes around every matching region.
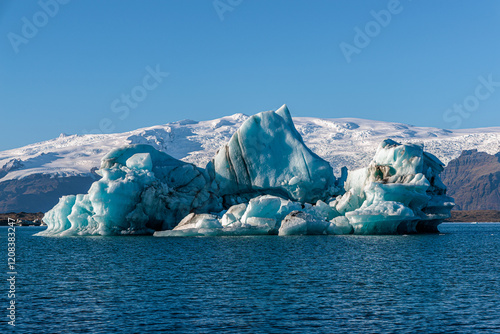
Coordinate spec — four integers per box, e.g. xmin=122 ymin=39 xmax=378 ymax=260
xmin=38 ymin=106 xmax=454 ymax=237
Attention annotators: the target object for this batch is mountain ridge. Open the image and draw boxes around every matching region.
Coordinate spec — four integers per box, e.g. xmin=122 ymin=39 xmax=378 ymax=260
xmin=1 ymin=112 xmax=499 ymax=213
xmin=441 ymin=150 xmax=500 ymax=210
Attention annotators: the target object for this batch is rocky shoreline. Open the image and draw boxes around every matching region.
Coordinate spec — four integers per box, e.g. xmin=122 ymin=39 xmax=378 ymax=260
xmin=444 ymin=210 xmax=500 ymax=223
xmin=0 ymin=212 xmax=44 ymax=226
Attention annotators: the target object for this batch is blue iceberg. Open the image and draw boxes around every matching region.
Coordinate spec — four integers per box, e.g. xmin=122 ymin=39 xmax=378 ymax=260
xmin=209 ymin=105 xmax=340 ymax=205
xmin=38 ymin=145 xmax=220 ymax=236
xmin=332 ymin=139 xmax=455 ymax=234
xmin=38 ymin=106 xmax=454 ymax=237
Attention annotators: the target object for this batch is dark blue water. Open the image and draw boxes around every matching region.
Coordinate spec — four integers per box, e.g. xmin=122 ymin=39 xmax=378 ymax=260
xmin=1 ymin=223 xmax=499 ymax=333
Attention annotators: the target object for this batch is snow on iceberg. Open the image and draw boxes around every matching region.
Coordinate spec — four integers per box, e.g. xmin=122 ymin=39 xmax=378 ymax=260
xmin=39 ymin=106 xmax=454 ymax=237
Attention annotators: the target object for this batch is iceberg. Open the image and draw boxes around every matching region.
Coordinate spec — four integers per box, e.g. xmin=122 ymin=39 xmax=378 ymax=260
xmin=38 ymin=145 xmax=220 ymax=236
xmin=208 ymin=104 xmax=340 ymax=206
xmin=326 ymin=216 xmax=353 ymax=235
xmin=38 ymin=106 xmax=454 ymax=237
xmin=153 ymin=194 xmax=330 ymax=237
xmin=278 ymin=211 xmax=329 ymax=236
xmin=332 ymin=139 xmax=455 ymax=234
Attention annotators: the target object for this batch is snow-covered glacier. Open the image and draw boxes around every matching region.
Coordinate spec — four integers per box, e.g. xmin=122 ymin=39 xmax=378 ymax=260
xmin=38 ymin=105 xmax=454 ymax=237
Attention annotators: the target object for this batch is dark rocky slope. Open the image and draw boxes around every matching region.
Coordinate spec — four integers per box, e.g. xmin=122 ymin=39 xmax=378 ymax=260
xmin=441 ymin=150 xmax=500 ymax=210
xmin=444 ymin=210 xmax=500 ymax=222
xmin=0 ymin=174 xmax=97 ymax=213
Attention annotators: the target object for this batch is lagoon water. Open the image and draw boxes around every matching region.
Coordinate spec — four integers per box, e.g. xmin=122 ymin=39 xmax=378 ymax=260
xmin=2 ymin=223 xmax=499 ymax=333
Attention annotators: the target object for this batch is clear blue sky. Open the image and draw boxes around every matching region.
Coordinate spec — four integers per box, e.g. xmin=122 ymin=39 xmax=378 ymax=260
xmin=1 ymin=0 xmax=500 ymax=151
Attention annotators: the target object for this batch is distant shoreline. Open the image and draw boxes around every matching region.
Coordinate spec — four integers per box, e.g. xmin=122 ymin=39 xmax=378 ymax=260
xmin=1 ymin=210 xmax=500 ymax=226
xmin=444 ymin=210 xmax=500 ymax=223
xmin=0 ymin=212 xmax=44 ymax=226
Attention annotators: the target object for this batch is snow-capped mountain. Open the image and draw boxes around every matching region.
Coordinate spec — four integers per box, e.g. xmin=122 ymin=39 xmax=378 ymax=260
xmin=1 ymin=111 xmax=499 ymax=212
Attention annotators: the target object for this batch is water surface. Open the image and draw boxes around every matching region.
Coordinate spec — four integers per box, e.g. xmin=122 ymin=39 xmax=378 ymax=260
xmin=1 ymin=223 xmax=499 ymax=333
